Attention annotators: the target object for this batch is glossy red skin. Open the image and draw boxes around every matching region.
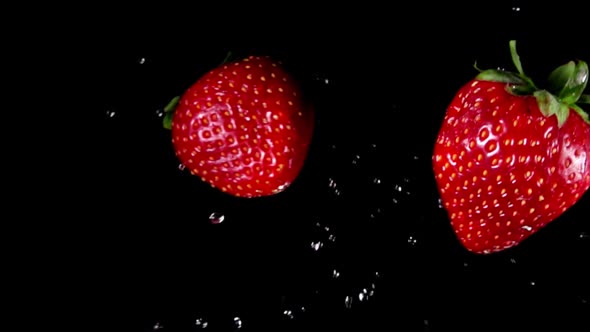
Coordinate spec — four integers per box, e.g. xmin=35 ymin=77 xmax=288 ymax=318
xmin=433 ymin=79 xmax=590 ymax=254
xmin=171 ymin=56 xmax=314 ymax=198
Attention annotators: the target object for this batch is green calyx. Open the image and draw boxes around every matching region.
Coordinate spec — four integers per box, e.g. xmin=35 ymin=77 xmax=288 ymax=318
xmin=162 ymin=95 xmax=180 ymax=130
xmin=475 ymin=40 xmax=589 ymax=126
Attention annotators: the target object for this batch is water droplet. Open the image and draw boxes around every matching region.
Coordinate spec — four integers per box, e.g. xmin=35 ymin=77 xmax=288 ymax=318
xmin=106 ymin=109 xmax=116 ymax=118
xmin=332 ymin=269 xmax=340 ymax=279
xmin=195 ymin=318 xmax=208 ymax=329
xmin=512 ymin=6 xmax=521 ymax=12
xmin=155 ymin=109 xmax=165 ymax=118
xmin=344 ymin=295 xmax=353 ymax=309
xmin=328 ymin=234 xmax=336 ymax=242
xmin=521 ymin=225 xmax=532 ymax=232
xmin=394 ymin=184 xmax=403 ymax=192
xmin=352 ymin=154 xmax=360 ymax=165
xmin=138 ymin=57 xmax=147 ymax=64
xmin=529 ymin=280 xmax=536 ymax=287
xmin=311 ymin=241 xmax=324 ymax=251
xmin=178 ymin=163 xmax=186 ymax=171
xmin=328 ymin=177 xmax=341 ymax=196
xmin=509 ymin=258 xmax=517 ymax=264
xmin=209 ymin=212 xmax=225 ymax=224
xmin=372 ymin=177 xmax=382 ymax=185
xmin=437 ymin=198 xmax=444 ymax=209
xmin=463 ymin=261 xmax=469 ymax=268
xmin=369 ymin=208 xmax=383 ymax=219
xmin=578 ymin=295 xmax=588 ymax=305
xmin=358 ymin=292 xmax=366 ymax=302
xmin=408 ymin=235 xmax=418 ymax=246
xmin=579 ymin=232 xmax=588 ymax=240
xmin=233 ymin=317 xmax=242 ymax=329
xmin=283 ymin=310 xmax=294 ymax=319
xmin=153 ymin=322 xmax=163 ymax=330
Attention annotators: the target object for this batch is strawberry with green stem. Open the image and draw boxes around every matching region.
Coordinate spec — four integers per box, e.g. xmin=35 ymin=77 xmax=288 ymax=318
xmin=433 ymin=40 xmax=590 ymax=254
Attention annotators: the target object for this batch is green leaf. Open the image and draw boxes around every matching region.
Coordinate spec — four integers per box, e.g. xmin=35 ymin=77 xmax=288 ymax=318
xmin=559 ymin=60 xmax=588 ymax=104
xmin=164 ymin=96 xmax=181 ymax=113
xmin=579 ymin=94 xmax=590 ymax=104
xmin=534 ymin=90 xmax=570 ymax=127
xmin=476 ymin=69 xmax=526 ymax=84
xmin=162 ymin=95 xmax=180 ymax=130
xmin=547 ymin=61 xmax=575 ymax=95
xmin=163 ymin=111 xmax=174 ymax=130
xmin=508 ymin=40 xmax=537 ymax=89
xmin=509 ymin=40 xmax=525 ymax=77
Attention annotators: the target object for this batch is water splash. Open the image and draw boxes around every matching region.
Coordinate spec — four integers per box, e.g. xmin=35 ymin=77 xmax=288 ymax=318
xmin=332 ymin=269 xmax=340 ymax=279
xmin=232 ymin=317 xmax=242 ymax=329
xmin=344 ymin=295 xmax=353 ymax=309
xmin=195 ymin=318 xmax=208 ymax=329
xmin=328 ymin=177 xmax=342 ymax=196
xmin=311 ymin=241 xmax=324 ymax=251
xmin=209 ymin=212 xmax=225 ymax=224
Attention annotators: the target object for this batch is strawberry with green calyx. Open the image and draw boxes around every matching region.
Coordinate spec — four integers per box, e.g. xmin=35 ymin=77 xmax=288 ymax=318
xmin=433 ymin=40 xmax=590 ymax=254
xmin=163 ymin=55 xmax=315 ymax=198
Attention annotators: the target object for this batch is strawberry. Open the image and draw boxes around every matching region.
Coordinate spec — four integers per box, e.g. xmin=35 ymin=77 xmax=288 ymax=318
xmin=433 ymin=41 xmax=590 ymax=254
xmin=164 ymin=55 xmax=314 ymax=198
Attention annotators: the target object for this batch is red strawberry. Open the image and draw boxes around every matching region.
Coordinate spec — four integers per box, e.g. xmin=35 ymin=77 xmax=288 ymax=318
xmin=433 ymin=41 xmax=590 ymax=254
xmin=164 ymin=55 xmax=314 ymax=198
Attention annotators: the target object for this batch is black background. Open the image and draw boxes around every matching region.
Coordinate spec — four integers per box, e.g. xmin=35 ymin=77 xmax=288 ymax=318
xmin=20 ymin=1 xmax=589 ymax=331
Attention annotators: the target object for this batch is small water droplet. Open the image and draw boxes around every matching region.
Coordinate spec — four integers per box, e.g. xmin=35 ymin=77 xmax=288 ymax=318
xmin=178 ymin=163 xmax=186 ymax=171
xmin=195 ymin=318 xmax=208 ymax=329
xmin=358 ymin=292 xmax=366 ymax=302
xmin=510 ymin=258 xmax=517 ymax=264
xmin=372 ymin=177 xmax=381 ymax=185
xmin=311 ymin=241 xmax=324 ymax=251
xmin=106 ymin=110 xmax=116 ymax=118
xmin=374 ymin=271 xmax=381 ymax=278
xmin=332 ymin=269 xmax=340 ymax=279
xmin=138 ymin=57 xmax=147 ymax=64
xmin=328 ymin=234 xmax=336 ymax=242
xmin=209 ymin=212 xmax=225 ymax=224
xmin=529 ymin=280 xmax=536 ymax=287
xmin=437 ymin=198 xmax=444 ymax=209
xmin=344 ymin=295 xmax=353 ymax=309
xmin=155 ymin=109 xmax=165 ymax=118
xmin=328 ymin=177 xmax=341 ymax=196
xmin=408 ymin=235 xmax=418 ymax=246
xmin=394 ymin=184 xmax=403 ymax=192
xmin=233 ymin=317 xmax=242 ymax=329
xmin=579 ymin=232 xmax=588 ymax=240
xmin=369 ymin=208 xmax=383 ymax=219
xmin=283 ymin=310 xmax=294 ymax=319
xmin=352 ymin=154 xmax=360 ymax=165
xmin=578 ymin=295 xmax=588 ymax=305
xmin=463 ymin=261 xmax=469 ymax=268
xmin=512 ymin=6 xmax=521 ymax=12
xmin=153 ymin=322 xmax=163 ymax=330
xmin=521 ymin=225 xmax=532 ymax=232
